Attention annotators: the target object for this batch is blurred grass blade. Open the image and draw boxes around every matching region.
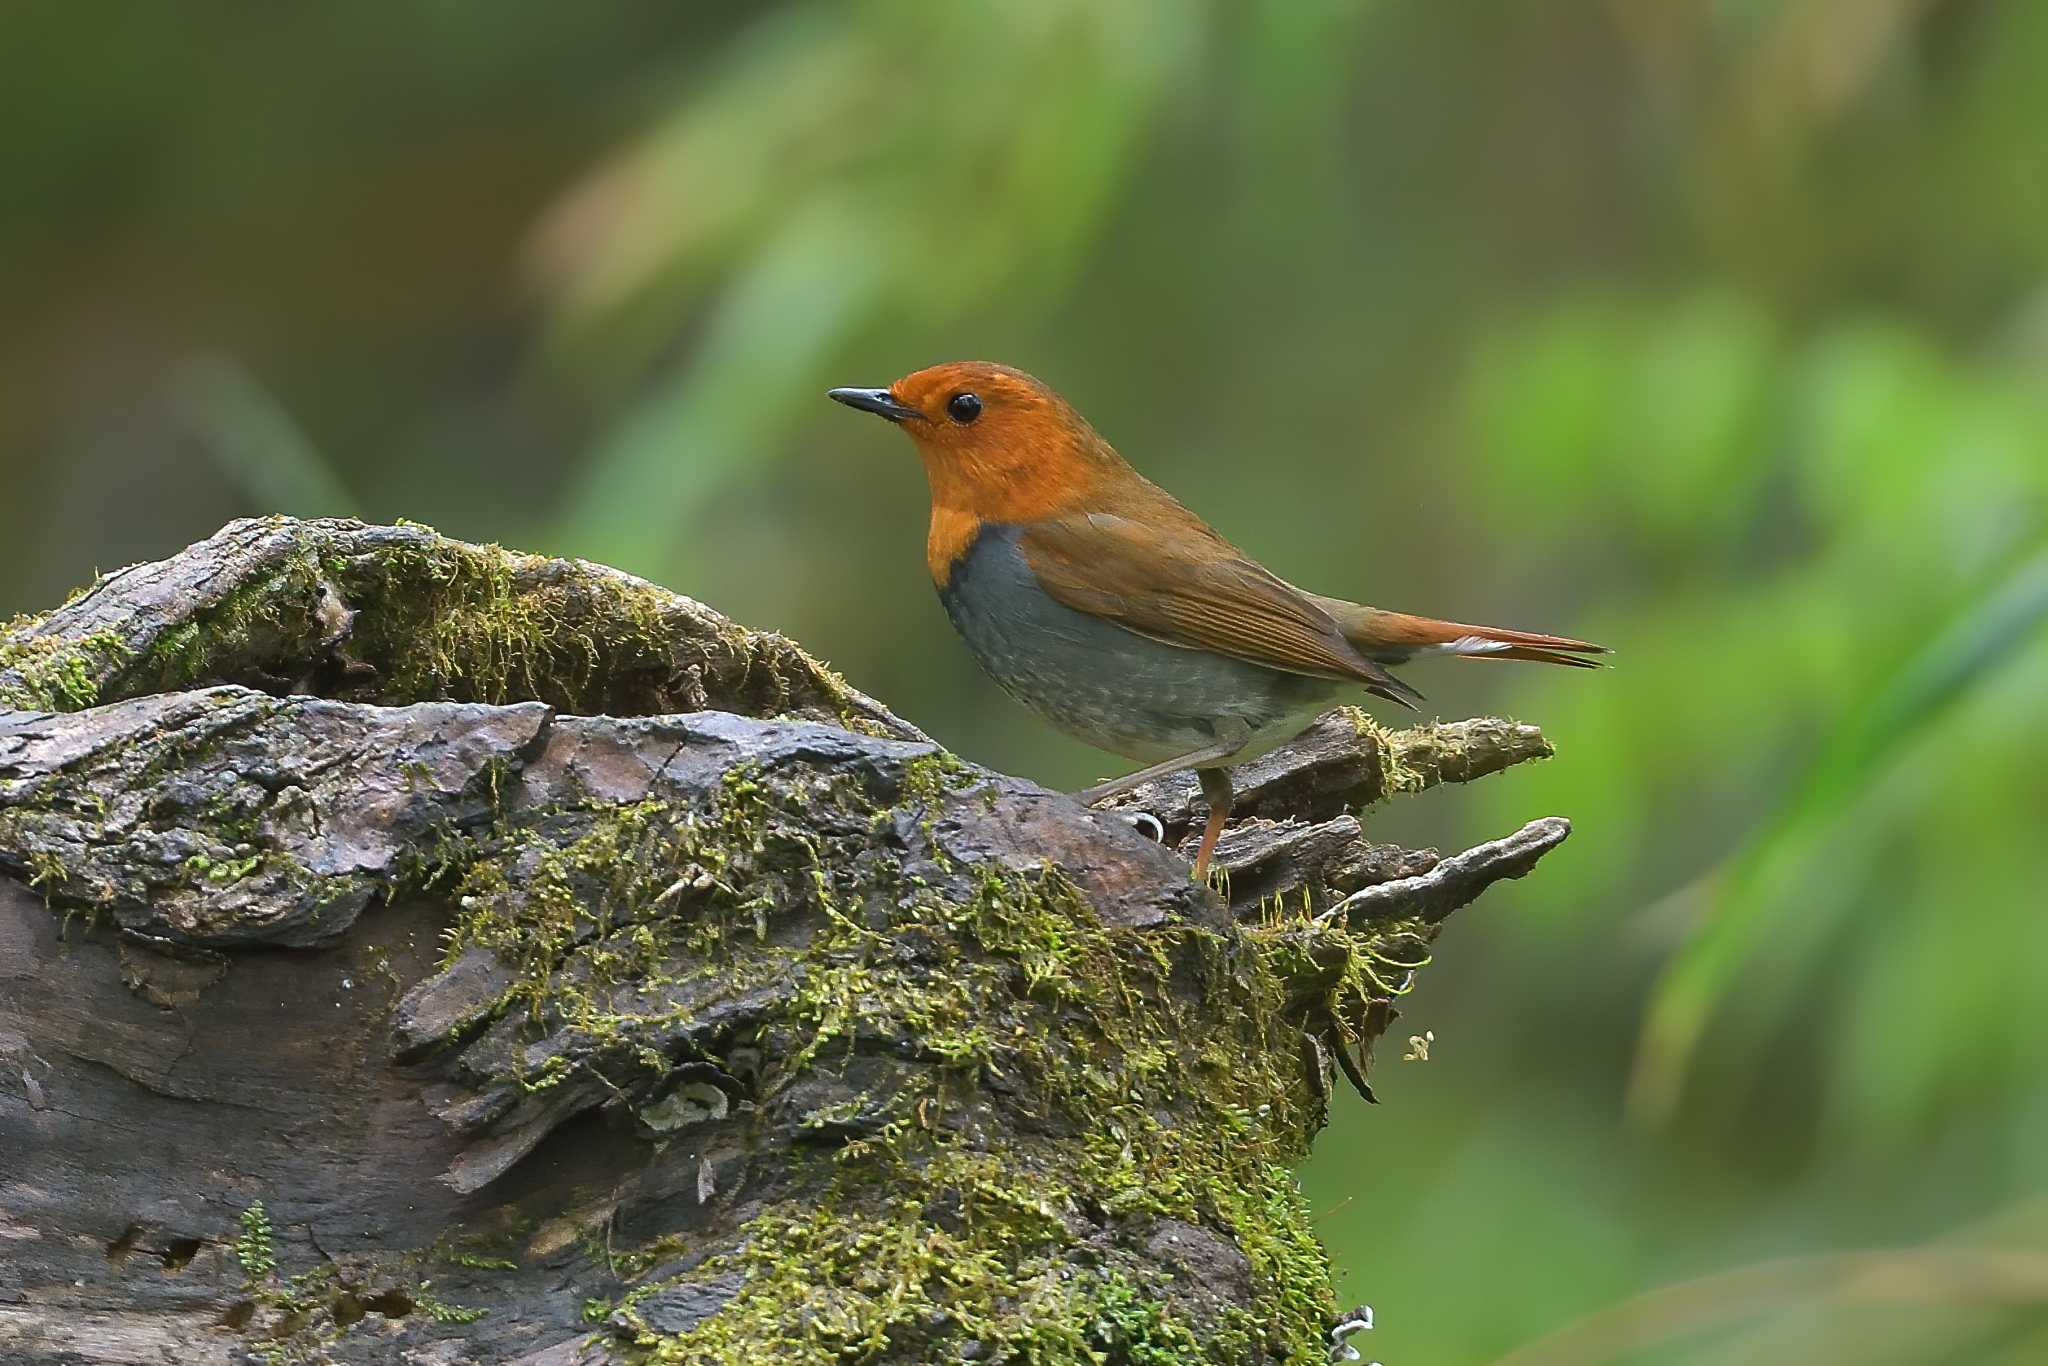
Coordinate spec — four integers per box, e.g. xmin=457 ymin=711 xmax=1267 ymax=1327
xmin=180 ymin=358 xmax=360 ymax=519
xmin=1630 ymin=542 xmax=2048 ymax=1125
xmin=528 ymin=1 xmax=1199 ymax=573
xmin=546 ymin=198 xmax=898 ymax=571
xmin=1489 ymin=1245 xmax=2048 ymax=1366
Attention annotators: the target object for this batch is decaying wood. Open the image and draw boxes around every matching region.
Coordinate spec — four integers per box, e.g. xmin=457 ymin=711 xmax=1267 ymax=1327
xmin=0 ymin=519 xmax=1574 ymax=1364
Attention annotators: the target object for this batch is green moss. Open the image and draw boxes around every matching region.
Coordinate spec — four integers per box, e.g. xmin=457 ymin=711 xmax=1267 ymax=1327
xmin=0 ymin=526 xmax=1441 ymax=1360
xmin=444 ymin=1252 xmax=520 ymax=1272
xmin=187 ymin=851 xmax=267 ymax=885
xmin=413 ymin=1284 xmax=490 ymax=1324
xmin=4 ymin=520 xmax=869 ymax=726
xmin=1341 ymin=706 xmax=1448 ymax=801
xmin=0 ymin=618 xmax=130 ymax=711
xmin=24 ymin=849 xmax=68 ymax=893
xmin=432 ymin=791 xmax=773 ymax=1067
xmin=216 ymin=1197 xmax=527 ymax=1359
xmin=896 ymin=750 xmax=976 ymax=809
xmin=162 ymin=558 xmax=332 ymax=695
xmin=619 ymin=1142 xmax=1318 ymax=1362
xmin=352 ymin=538 xmax=657 ymax=709
xmin=1356 ymin=708 xmax=1554 ymax=796
xmin=618 ymin=1150 xmax=1221 ymax=1363
xmin=408 ymin=749 xmax=1416 ymax=1363
xmin=1091 ymin=1273 xmax=1212 ymax=1365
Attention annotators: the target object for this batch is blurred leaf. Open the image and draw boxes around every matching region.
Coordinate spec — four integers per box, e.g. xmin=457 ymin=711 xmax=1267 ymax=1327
xmin=529 ymin=0 xmax=1205 ymax=573
xmin=1466 ymin=290 xmax=1776 ymax=556
xmin=1794 ymin=322 xmax=2048 ymax=577
xmin=546 ymin=195 xmax=900 ymax=568
xmin=1612 ymin=290 xmax=1776 ymax=547
xmin=1494 ymin=1196 xmax=2048 ymax=1366
xmin=523 ymin=4 xmax=880 ymax=390
xmin=178 ymin=359 xmax=360 ymax=519
xmin=1631 ymin=541 xmax=2048 ymax=1126
xmin=1492 ymin=1245 xmax=2048 ymax=1366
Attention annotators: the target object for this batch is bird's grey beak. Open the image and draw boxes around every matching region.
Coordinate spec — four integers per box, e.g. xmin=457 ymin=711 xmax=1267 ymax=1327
xmin=828 ymin=387 xmax=921 ymax=423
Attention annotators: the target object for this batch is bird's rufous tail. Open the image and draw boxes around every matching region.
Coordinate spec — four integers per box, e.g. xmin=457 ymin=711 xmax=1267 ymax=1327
xmin=1317 ymin=599 xmax=1610 ymax=669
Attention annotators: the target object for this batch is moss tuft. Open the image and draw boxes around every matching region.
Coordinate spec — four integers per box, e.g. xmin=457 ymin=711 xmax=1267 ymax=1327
xmin=400 ymin=744 xmax=1420 ymax=1362
xmin=0 ymin=617 xmax=130 ymax=711
xmin=113 ymin=522 xmax=868 ymax=723
xmin=5 ymin=520 xmax=880 ymax=727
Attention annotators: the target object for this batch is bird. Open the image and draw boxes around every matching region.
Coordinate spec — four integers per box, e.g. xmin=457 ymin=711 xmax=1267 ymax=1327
xmin=829 ymin=362 xmax=1606 ymax=881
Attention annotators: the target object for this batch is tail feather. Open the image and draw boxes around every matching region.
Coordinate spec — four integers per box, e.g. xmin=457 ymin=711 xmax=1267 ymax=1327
xmin=1462 ymin=644 xmax=1604 ymax=668
xmin=1361 ymin=664 xmax=1426 ymax=711
xmin=1317 ymin=599 xmax=1610 ymax=669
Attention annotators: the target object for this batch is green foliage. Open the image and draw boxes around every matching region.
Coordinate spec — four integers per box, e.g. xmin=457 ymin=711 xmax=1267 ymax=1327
xmin=413 ymin=1284 xmax=489 ymax=1325
xmin=536 ymin=0 xmax=1203 ymax=569
xmin=236 ymin=1201 xmax=277 ymax=1280
xmin=1636 ymin=544 xmax=2048 ymax=1123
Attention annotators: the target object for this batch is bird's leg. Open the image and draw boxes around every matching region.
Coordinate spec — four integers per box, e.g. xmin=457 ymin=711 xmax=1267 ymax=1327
xmin=1075 ymin=726 xmax=1248 ymax=882
xmin=1074 ymin=737 xmax=1245 ymax=806
xmin=1073 ymin=749 xmax=1228 ymax=802
xmin=1192 ymin=766 xmax=1233 ymax=883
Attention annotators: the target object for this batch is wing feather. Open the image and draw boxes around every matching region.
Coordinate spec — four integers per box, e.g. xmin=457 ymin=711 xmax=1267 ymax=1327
xmin=1018 ymin=512 xmax=1422 ymax=706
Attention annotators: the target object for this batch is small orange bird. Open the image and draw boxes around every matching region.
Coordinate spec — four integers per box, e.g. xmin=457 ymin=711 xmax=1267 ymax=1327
xmin=830 ymin=362 xmax=1606 ymax=880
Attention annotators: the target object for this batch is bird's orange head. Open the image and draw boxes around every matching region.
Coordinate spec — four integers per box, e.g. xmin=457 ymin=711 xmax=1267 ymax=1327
xmin=829 ymin=361 xmax=1124 ymax=583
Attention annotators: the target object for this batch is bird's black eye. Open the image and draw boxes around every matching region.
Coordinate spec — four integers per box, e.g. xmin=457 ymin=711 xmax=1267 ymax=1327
xmin=946 ymin=392 xmax=982 ymax=425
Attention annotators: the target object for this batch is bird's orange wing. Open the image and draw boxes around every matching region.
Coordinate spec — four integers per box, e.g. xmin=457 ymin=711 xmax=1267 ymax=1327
xmin=1018 ymin=510 xmax=1422 ymax=707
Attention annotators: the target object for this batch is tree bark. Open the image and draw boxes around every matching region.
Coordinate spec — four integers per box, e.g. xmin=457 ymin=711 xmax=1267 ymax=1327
xmin=0 ymin=519 xmax=1569 ymax=1364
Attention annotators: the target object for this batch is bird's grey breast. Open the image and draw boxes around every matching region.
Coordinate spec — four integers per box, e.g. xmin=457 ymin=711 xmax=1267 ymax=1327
xmin=935 ymin=523 xmax=1335 ymax=762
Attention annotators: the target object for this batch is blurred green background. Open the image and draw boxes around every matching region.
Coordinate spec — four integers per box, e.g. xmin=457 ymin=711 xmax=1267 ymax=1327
xmin=5 ymin=2 xmax=2046 ymax=1361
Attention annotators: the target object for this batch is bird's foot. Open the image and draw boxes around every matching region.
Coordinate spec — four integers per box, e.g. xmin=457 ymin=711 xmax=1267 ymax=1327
xmin=1117 ymin=810 xmax=1166 ymax=843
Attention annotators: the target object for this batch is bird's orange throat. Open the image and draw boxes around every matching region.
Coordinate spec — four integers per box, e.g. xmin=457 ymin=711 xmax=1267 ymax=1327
xmin=925 ymin=506 xmax=984 ymax=587
xmin=918 ymin=444 xmax=1100 ymax=586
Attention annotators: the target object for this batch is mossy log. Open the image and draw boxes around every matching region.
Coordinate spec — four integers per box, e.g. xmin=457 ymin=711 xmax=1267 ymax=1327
xmin=0 ymin=519 xmax=1571 ymax=1365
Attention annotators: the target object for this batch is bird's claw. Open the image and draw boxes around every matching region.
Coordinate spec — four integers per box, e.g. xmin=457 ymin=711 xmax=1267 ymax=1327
xmin=1326 ymin=1305 xmax=1378 ymax=1364
xmin=1120 ymin=810 xmax=1166 ymax=843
